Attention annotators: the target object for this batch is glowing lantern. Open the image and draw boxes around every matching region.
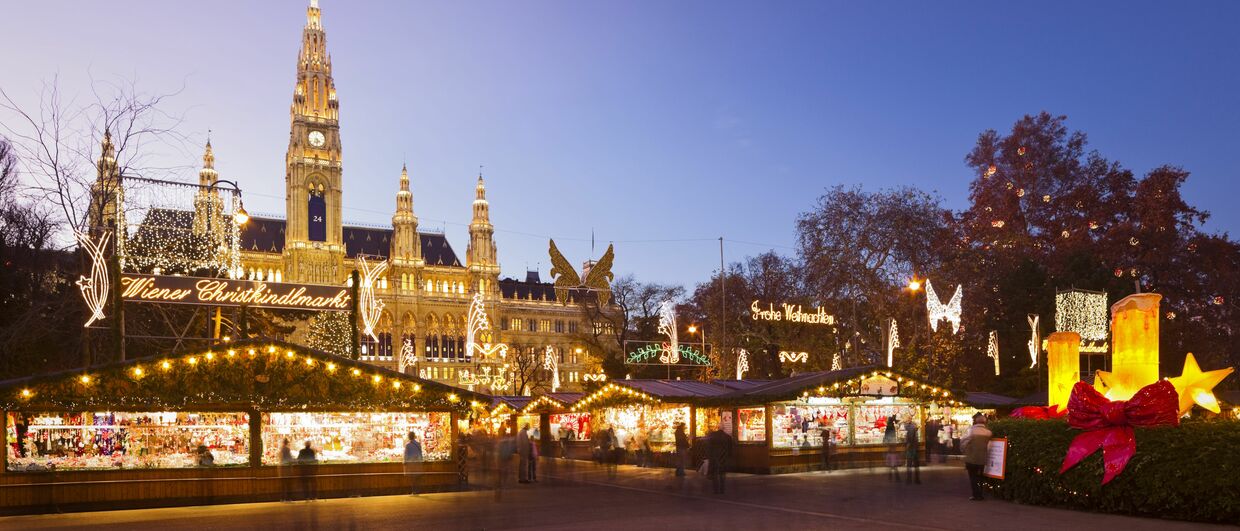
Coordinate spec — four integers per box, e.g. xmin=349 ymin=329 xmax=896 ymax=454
xmin=1097 ymin=293 xmax=1161 ymax=400
xmin=1046 ymin=332 xmax=1080 ymax=411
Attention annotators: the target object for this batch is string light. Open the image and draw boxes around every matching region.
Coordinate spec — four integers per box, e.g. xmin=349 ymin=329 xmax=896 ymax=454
xmin=925 ymin=279 xmax=962 ymax=334
xmin=132 ymin=367 xmax=144 ymax=377
xmin=1055 ymin=289 xmax=1108 ymax=354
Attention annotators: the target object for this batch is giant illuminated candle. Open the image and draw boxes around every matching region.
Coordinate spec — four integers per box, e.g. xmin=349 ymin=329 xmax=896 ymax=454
xmin=1046 ymin=331 xmax=1080 ymax=411
xmin=1099 ymin=293 xmax=1162 ymax=400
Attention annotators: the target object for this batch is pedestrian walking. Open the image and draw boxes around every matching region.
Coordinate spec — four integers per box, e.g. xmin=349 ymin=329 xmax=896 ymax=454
xmin=961 ymin=413 xmax=993 ymax=501
xmin=820 ymin=425 xmax=834 ymax=472
xmin=558 ymin=426 xmax=569 ymax=458
xmin=902 ymin=418 xmax=921 ymax=484
xmin=704 ymin=424 xmax=733 ymax=494
xmin=517 ymin=424 xmax=532 ymax=484
xmin=604 ymin=426 xmax=619 ymax=478
xmin=925 ymin=418 xmax=941 ymax=463
xmin=528 ymin=433 xmax=539 ymax=482
xmin=296 ymin=440 xmax=318 ymax=501
xmin=278 ymin=438 xmax=295 ymax=502
xmin=674 ymin=423 xmax=690 ymax=477
xmin=404 ymin=431 xmax=424 ymax=495
xmin=885 ymin=442 xmax=901 ymax=481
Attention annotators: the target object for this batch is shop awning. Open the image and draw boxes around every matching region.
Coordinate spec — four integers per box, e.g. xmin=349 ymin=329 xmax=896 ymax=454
xmin=0 ymin=339 xmax=487 ymax=412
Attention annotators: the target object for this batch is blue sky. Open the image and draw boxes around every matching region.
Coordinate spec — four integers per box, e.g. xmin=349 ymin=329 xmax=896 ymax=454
xmin=3 ymin=0 xmax=1237 ymax=287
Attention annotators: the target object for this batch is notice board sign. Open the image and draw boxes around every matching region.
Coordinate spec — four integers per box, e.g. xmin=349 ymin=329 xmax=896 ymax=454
xmin=983 ymin=438 xmax=1008 ymax=479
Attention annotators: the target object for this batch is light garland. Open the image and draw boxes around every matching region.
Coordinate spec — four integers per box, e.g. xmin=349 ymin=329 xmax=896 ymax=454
xmin=790 ymin=369 xmax=959 ymax=406
xmin=75 ymin=231 xmax=111 ymax=327
xmin=779 ymin=351 xmax=808 ymax=364
xmin=925 ymin=279 xmax=962 ymax=334
xmin=544 ymin=346 xmax=560 ymax=392
xmin=1055 ymin=289 xmax=1108 ymax=342
xmin=398 ymin=338 xmax=416 ymax=374
xmin=571 ymin=382 xmax=657 ymax=412
xmin=357 ymin=256 xmax=388 ymax=342
xmin=656 ymin=300 xmax=679 ymax=364
xmin=5 ymin=341 xmax=468 ymax=411
xmin=1026 ymin=314 xmax=1040 ymax=368
xmin=886 ymin=319 xmax=899 ymax=367
xmin=736 ymin=349 xmax=749 ymax=380
xmin=987 ymin=330 xmax=1000 ymax=376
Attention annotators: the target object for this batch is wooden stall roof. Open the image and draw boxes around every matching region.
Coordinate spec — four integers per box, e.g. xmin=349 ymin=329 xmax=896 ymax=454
xmin=703 ymin=366 xmax=967 ymax=407
xmin=963 ymin=391 xmax=1019 ymax=407
xmin=520 ymin=392 xmax=585 ymax=414
xmin=616 ymin=380 xmax=738 ymax=400
xmin=0 ymin=339 xmax=487 ymax=412
xmin=710 ymin=379 xmax=773 ymax=391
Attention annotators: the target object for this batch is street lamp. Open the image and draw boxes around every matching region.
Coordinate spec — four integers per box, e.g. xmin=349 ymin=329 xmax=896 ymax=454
xmin=907 ymin=278 xmax=922 ymax=292
xmin=205 ymin=179 xmax=249 ymax=226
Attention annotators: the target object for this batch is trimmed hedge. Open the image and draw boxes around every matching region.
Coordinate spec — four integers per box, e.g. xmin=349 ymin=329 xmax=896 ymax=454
xmin=988 ymin=418 xmax=1240 ymax=523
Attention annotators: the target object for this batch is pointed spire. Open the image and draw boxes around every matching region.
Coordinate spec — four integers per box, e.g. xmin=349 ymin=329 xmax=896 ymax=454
xmin=400 ymin=163 xmax=409 ymax=192
xmin=202 ymin=137 xmax=215 ymax=170
xmin=475 ymin=172 xmax=487 ymax=201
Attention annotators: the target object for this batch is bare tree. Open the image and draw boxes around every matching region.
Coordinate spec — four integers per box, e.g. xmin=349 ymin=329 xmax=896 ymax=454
xmin=0 ymin=74 xmax=191 ymax=239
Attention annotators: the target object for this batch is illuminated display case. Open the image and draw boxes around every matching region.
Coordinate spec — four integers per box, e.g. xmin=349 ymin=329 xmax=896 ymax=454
xmin=737 ymin=408 xmax=766 ymax=442
xmin=549 ymin=413 xmax=590 ymax=440
xmin=852 ymin=402 xmax=920 ymax=446
xmin=599 ymin=405 xmax=688 ymax=452
xmin=260 ymin=412 xmax=451 ymax=465
xmin=694 ymin=407 xmax=721 ymax=437
xmin=771 ymin=402 xmax=849 ymax=449
xmin=6 ymin=411 xmax=249 ymax=471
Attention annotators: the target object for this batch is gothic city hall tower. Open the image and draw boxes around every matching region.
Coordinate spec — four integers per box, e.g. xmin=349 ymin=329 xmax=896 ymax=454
xmin=284 ymin=0 xmax=344 ymax=283
xmin=221 ymin=0 xmax=614 ymax=390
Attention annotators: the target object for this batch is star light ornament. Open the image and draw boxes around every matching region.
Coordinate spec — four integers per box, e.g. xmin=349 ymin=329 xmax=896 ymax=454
xmin=357 ymin=256 xmax=388 ymax=342
xmin=657 ymin=300 xmax=679 ymax=364
xmin=1167 ymin=353 xmax=1234 ymax=415
xmin=925 ymin=279 xmax=962 ymax=334
xmin=75 ymin=231 xmax=111 ymax=327
xmin=987 ymin=331 xmax=1001 ymax=376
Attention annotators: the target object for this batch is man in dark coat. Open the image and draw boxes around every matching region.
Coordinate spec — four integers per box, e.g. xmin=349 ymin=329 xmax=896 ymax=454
xmin=704 ymin=425 xmax=733 ymax=494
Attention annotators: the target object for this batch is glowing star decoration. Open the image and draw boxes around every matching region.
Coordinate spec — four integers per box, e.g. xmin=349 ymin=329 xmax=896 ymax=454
xmin=831 ymin=352 xmax=842 ymax=371
xmin=779 ymin=351 xmax=808 ymax=364
xmin=987 ymin=331 xmax=1000 ymax=375
xmin=924 ymin=279 xmax=962 ymax=334
xmin=75 ymin=231 xmax=111 ymax=327
xmin=544 ymin=346 xmax=561 ymax=392
xmin=657 ymin=300 xmax=679 ymax=364
xmin=886 ymin=319 xmax=899 ymax=367
xmin=357 ymin=256 xmax=388 ymax=342
xmin=1167 ymin=353 xmax=1234 ymax=415
xmin=1026 ymin=314 xmax=1040 ymax=368
xmin=736 ymin=349 xmax=749 ymax=380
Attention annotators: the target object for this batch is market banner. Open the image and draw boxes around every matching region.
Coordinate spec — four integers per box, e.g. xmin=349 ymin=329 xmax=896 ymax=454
xmin=120 ymin=273 xmax=351 ymax=311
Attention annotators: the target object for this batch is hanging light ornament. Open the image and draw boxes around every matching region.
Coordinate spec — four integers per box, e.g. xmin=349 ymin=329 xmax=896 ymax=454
xmin=657 ymin=300 xmax=679 ymax=364
xmin=992 ymin=220 xmax=1005 ymax=228
xmin=1061 ymin=230 xmax=1071 ymax=239
xmin=1017 ymin=146 xmax=1027 ymax=156
xmin=987 ymin=331 xmax=1001 ymax=376
xmin=357 ymin=255 xmax=388 ymax=342
xmin=1016 ymin=188 xmax=1026 ymax=197
xmin=986 ymin=165 xmax=997 ymax=177
xmin=75 ymin=231 xmax=111 ymax=327
xmin=1027 ymin=314 xmax=1040 ymax=368
xmin=925 ymin=279 xmax=962 ymax=334
xmin=1042 ymin=195 xmax=1051 ymax=203
xmin=886 ymin=319 xmax=899 ymax=368
xmin=1130 ymin=237 xmax=1140 ymax=246
xmin=736 ymin=349 xmax=749 ymax=380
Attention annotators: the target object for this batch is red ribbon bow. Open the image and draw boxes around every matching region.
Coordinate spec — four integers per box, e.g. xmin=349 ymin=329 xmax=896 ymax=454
xmin=1059 ymin=380 xmax=1179 ymax=485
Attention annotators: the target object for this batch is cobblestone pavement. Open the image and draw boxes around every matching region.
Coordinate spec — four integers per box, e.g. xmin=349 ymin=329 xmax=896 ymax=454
xmin=0 ymin=459 xmax=1226 ymax=530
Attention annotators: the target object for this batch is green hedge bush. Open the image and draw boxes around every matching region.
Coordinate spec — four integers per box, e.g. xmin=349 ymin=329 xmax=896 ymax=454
xmin=988 ymin=418 xmax=1240 ymax=523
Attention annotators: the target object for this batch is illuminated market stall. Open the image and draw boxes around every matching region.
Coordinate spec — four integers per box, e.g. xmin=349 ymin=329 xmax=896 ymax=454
xmin=517 ymin=393 xmax=587 ymax=457
xmin=705 ymin=367 xmax=990 ymax=474
xmin=569 ymin=380 xmax=736 ymax=465
xmin=0 ymin=340 xmax=483 ymax=514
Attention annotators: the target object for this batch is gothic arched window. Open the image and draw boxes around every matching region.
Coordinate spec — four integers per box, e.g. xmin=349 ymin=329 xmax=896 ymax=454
xmin=308 ymin=183 xmax=326 ymax=242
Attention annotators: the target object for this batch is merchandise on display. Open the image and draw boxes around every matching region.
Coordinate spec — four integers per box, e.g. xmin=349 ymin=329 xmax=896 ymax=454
xmin=853 ymin=403 xmax=920 ymax=446
xmin=599 ymin=405 xmax=688 ymax=452
xmin=737 ymin=408 xmax=766 ymax=442
xmin=771 ymin=404 xmax=849 ymax=448
xmin=6 ymin=411 xmax=249 ymax=471
xmin=549 ymin=413 xmax=590 ymax=440
xmin=260 ymin=412 xmax=451 ymax=465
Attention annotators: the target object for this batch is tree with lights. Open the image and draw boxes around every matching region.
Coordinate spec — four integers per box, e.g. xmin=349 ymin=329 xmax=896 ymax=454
xmin=306 ymin=312 xmax=353 ymax=358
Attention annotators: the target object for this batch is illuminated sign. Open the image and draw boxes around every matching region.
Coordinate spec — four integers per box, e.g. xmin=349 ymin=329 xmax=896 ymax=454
xmin=859 ymin=375 xmax=899 ymax=396
xmin=750 ymin=300 xmax=835 ymax=325
xmin=120 ymin=273 xmax=351 ymax=311
xmin=623 ymin=341 xmax=711 ymax=366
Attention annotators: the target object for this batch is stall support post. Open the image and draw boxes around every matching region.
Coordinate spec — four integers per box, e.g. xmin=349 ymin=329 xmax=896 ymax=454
xmin=450 ymin=410 xmax=466 ymax=487
xmin=689 ymin=407 xmax=698 ymax=438
xmin=1 ymin=410 xmax=7 ymax=474
xmin=248 ymin=409 xmax=262 ymax=468
xmin=764 ymin=404 xmax=773 ymax=451
xmin=539 ymin=413 xmax=552 ymax=456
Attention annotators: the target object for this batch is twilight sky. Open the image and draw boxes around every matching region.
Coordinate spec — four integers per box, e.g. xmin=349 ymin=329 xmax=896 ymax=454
xmin=3 ymin=0 xmax=1238 ymax=288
